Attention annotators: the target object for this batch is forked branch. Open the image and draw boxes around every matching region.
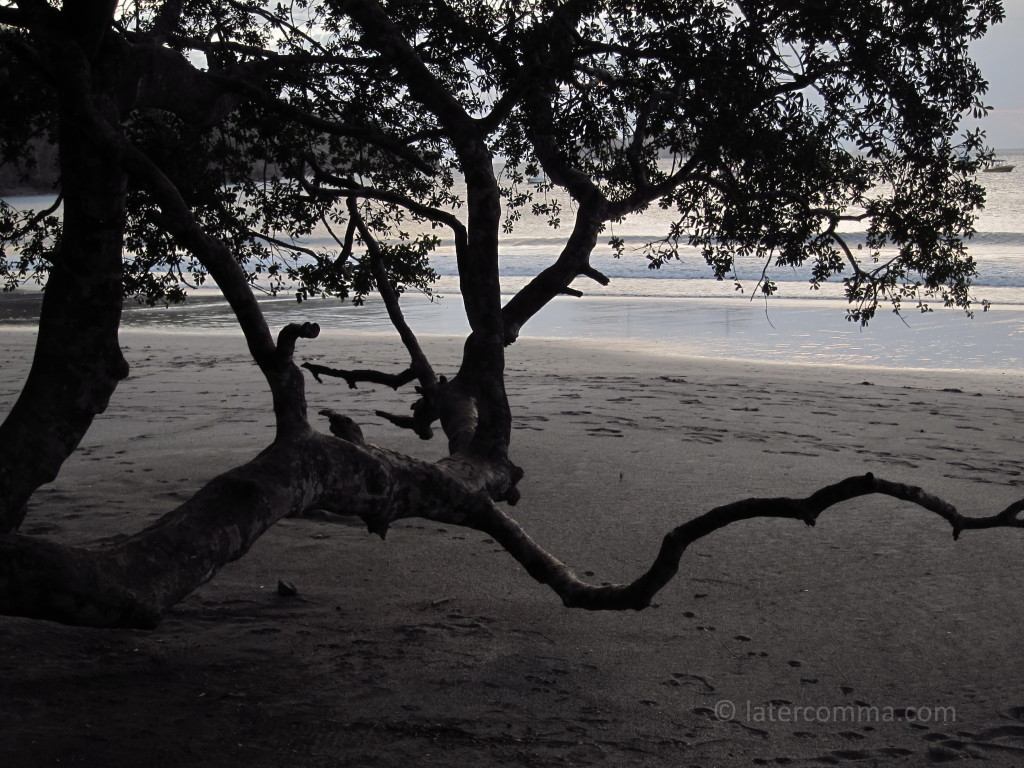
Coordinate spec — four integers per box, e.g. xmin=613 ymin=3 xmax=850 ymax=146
xmin=346 ymin=200 xmax=438 ymax=394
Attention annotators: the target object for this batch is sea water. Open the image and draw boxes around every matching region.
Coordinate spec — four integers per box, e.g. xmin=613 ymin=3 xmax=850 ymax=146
xmin=3 ymin=152 xmax=1024 ymax=371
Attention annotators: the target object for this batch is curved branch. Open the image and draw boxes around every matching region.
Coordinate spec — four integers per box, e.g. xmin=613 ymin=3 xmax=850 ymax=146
xmin=5 ymin=408 xmax=1018 ymax=632
xmin=302 ymin=161 xmax=467 ymax=246
xmin=120 ymin=139 xmax=312 ymax=438
xmin=347 ymin=200 xmax=438 ymax=392
xmin=523 ymin=85 xmax=607 ymax=207
xmin=0 ymin=193 xmax=63 ymax=245
xmin=460 ymin=473 xmax=1024 ymax=611
xmin=121 ymin=142 xmax=275 ymax=359
xmin=501 ymin=203 xmax=607 ymax=344
xmin=276 ymin=321 xmax=321 ymax=360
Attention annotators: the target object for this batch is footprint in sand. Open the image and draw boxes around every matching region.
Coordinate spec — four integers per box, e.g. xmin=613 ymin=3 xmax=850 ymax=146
xmin=828 ymin=748 xmax=913 ymax=761
xmin=928 ymin=722 xmax=1024 ymax=761
xmin=662 ymin=673 xmax=715 ymax=693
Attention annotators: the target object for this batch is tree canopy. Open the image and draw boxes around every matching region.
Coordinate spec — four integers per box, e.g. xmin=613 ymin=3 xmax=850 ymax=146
xmin=0 ymin=0 xmax=1019 ymax=628
xmin=1 ymin=0 xmax=1002 ymax=315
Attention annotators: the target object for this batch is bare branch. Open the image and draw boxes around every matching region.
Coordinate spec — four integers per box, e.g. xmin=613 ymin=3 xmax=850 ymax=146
xmin=276 ymin=321 xmax=321 ymax=360
xmin=373 ymin=408 xmax=434 ymax=440
xmin=460 ymin=473 xmax=1024 ymax=611
xmin=245 ymin=228 xmax=322 ymax=260
xmin=302 ymin=362 xmax=417 ymax=390
xmin=501 ymin=206 xmax=609 ymax=344
xmin=347 ymin=199 xmax=438 ymax=393
xmin=581 ymin=265 xmax=610 ymax=285
xmin=319 ymin=410 xmax=365 ymax=443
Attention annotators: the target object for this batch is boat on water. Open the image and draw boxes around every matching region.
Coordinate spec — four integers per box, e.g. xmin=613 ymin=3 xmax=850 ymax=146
xmin=984 ymin=161 xmax=1015 ymax=173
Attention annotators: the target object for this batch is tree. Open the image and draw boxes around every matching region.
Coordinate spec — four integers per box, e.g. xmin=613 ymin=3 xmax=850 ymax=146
xmin=0 ymin=0 xmax=1020 ymax=628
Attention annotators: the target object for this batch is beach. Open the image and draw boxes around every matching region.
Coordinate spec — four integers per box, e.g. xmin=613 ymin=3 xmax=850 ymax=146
xmin=1 ymin=326 xmax=1023 ymax=766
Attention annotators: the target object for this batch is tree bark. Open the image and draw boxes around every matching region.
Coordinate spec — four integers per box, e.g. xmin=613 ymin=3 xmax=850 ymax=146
xmin=0 ymin=430 xmax=386 ymax=627
xmin=0 ymin=22 xmax=129 ymax=534
xmin=502 ymin=204 xmax=609 ymax=344
xmin=2 ymin=439 xmax=1020 ymax=628
xmin=338 ymin=0 xmax=514 ymax=472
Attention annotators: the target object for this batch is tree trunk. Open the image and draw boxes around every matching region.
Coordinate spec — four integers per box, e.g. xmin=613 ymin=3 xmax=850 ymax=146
xmin=0 ymin=40 xmax=128 ymax=533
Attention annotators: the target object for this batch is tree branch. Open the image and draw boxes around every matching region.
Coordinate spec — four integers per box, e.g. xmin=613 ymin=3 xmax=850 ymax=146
xmin=120 ymin=139 xmax=312 ymax=438
xmin=205 ymin=71 xmax=437 ymax=174
xmin=0 ymin=193 xmax=63 ymax=246
xmin=523 ymin=85 xmax=607 ymax=208
xmin=126 ymin=42 xmax=250 ymax=125
xmin=337 ymin=0 xmax=477 ymax=138
xmin=460 ymin=473 xmax=1024 ymax=611
xmin=276 ymin=321 xmax=321 ymax=361
xmin=302 ymin=197 xmax=444 ymax=442
xmin=0 ymin=431 xmax=391 ymax=626
xmin=302 ymin=160 xmax=466 ymax=245
xmin=346 ymin=199 xmax=438 ymax=393
xmin=302 ymin=362 xmax=417 ymax=390
xmin=0 ymin=4 xmax=29 ymax=27
xmin=501 ymin=204 xmax=608 ymax=344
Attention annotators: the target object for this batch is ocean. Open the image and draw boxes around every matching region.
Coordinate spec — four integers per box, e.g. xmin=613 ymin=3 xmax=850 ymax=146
xmin=4 ymin=151 xmax=1024 ymax=372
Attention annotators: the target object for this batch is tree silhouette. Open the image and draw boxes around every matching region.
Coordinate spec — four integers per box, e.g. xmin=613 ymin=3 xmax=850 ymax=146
xmin=0 ymin=0 xmax=1018 ymax=627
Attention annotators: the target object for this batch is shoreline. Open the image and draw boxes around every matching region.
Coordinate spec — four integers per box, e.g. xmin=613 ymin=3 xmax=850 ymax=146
xmin=2 ymin=287 xmax=1022 ymax=374
xmin=3 ymin=323 xmax=1024 ymax=388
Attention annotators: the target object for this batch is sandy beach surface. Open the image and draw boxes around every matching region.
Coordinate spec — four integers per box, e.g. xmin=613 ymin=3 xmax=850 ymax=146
xmin=1 ymin=326 xmax=1023 ymax=767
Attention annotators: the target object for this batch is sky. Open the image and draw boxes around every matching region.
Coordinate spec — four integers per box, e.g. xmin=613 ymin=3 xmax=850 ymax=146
xmin=968 ymin=0 xmax=1024 ymax=148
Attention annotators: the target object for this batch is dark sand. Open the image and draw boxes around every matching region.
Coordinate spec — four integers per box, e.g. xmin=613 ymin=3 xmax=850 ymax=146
xmin=1 ymin=328 xmax=1023 ymax=766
